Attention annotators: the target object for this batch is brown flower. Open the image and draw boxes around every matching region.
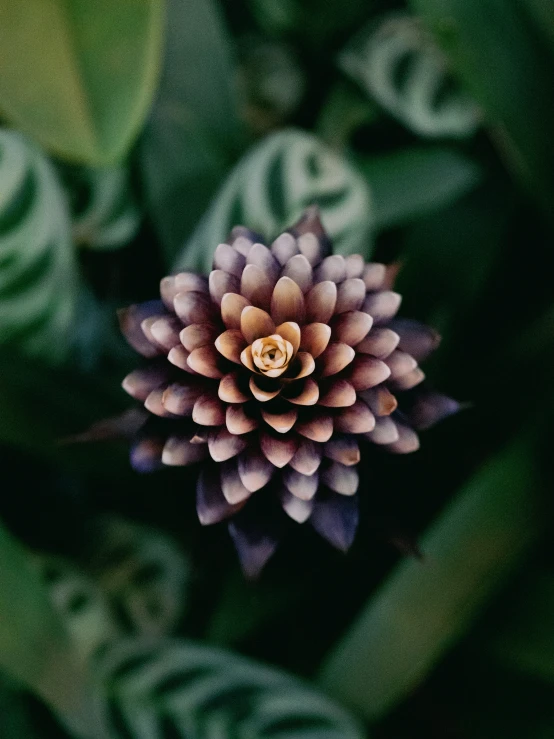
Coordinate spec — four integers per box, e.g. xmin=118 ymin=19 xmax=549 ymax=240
xmin=119 ymin=208 xmax=459 ymax=576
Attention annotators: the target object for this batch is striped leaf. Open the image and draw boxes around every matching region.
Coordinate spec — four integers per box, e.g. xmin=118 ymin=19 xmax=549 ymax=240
xmin=339 ymin=14 xmax=480 ymax=138
xmin=176 ymin=129 xmax=373 ymax=273
xmin=96 ymin=638 xmax=365 ymax=739
xmin=61 ymin=165 xmax=140 ymax=250
xmin=0 ymin=129 xmax=77 ymax=364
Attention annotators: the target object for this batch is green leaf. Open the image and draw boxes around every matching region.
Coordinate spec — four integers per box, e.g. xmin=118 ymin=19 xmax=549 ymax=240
xmin=0 ymin=521 xmax=101 ymax=736
xmin=0 ymin=129 xmax=77 ymax=365
xmin=0 ymin=0 xmax=164 ymax=164
xmin=409 ymin=0 xmax=554 ymax=218
xmin=96 ymin=638 xmax=365 ymax=738
xmin=140 ymin=0 xmax=245 ymax=265
xmin=318 ymin=432 xmax=546 ymax=720
xmin=357 ymin=145 xmax=482 ymax=228
xmin=60 ymin=165 xmax=141 ymax=250
xmin=176 ymin=129 xmax=373 ymax=273
xmin=339 ymin=14 xmax=480 ymax=138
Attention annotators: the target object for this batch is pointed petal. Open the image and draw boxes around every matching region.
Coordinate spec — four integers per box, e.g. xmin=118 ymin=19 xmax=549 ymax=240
xmin=180 ymin=323 xmax=218 ymax=352
xmin=288 ymin=351 xmax=316 ymax=380
xmin=283 ymin=378 xmax=319 ymax=406
xmin=241 ymin=306 xmax=275 ymax=344
xmin=174 ymin=291 xmax=215 ymax=324
xmin=215 ymin=329 xmax=247 ymax=363
xmin=219 ymin=372 xmax=250 ymax=403
xmin=336 ymin=278 xmax=366 ymax=313
xmin=162 ymin=437 xmax=208 ymax=466
xmin=332 ymin=311 xmax=373 ymax=346
xmin=262 ymin=408 xmax=298 ymax=434
xmin=357 ymin=328 xmax=400 ymax=359
xmin=362 ymin=263 xmax=387 ymax=291
xmin=122 ymin=363 xmax=171 ymax=401
xmin=130 ymin=438 xmax=164 ymax=473
xmin=347 ymin=355 xmax=391 ymax=391
xmin=289 ymin=438 xmax=323 ymax=475
xmin=160 ymin=276 xmax=179 ymax=310
xmin=360 ymin=386 xmax=398 ymax=416
xmin=324 ymin=436 xmax=360 ymax=466
xmin=283 ymin=467 xmax=319 ymax=500
xmin=221 ymin=293 xmax=251 ymax=329
xmin=296 ymin=411 xmax=333 ymax=442
xmin=388 ymin=318 xmax=441 ymax=362
xmin=280 ymin=488 xmax=313 ymax=523
xmin=314 ymin=255 xmax=346 ymax=283
xmin=364 ymin=416 xmax=400 ymax=445
xmin=404 ymin=390 xmax=461 ymax=430
xmin=322 ymin=461 xmax=359 ymax=495
xmin=260 ymin=432 xmax=299 ymax=468
xmin=362 ymin=291 xmax=402 ymax=324
xmin=168 ymin=345 xmax=199 ymax=373
xmin=305 ymin=281 xmax=337 ymax=323
xmin=249 ymin=375 xmax=282 ymax=402
xmin=311 ymin=491 xmax=358 ymax=552
xmin=318 ymin=343 xmax=355 ymax=377
xmin=213 ymin=243 xmax=246 ymax=278
xmin=271 ymin=232 xmax=298 ymax=265
xmin=187 ymin=345 xmax=226 ymax=378
xmin=209 ymin=270 xmax=240 ymax=306
xmin=144 ymin=389 xmax=175 ymax=417
xmin=275 ymin=322 xmax=301 ymax=355
xmin=162 ymin=382 xmax=204 ymax=415
xmin=148 ymin=315 xmax=182 ymax=352
xmin=345 ymin=254 xmax=365 ymax=279
xmin=292 ymin=205 xmax=328 ymax=245
xmin=300 ymin=323 xmax=331 ymax=358
xmin=192 ymin=394 xmax=226 ymax=426
xmin=297 ymin=233 xmax=322 ymax=266
xmin=118 ymin=300 xmax=164 ymax=357
xmin=228 ymin=518 xmax=279 ymax=579
xmin=282 ymin=254 xmax=313 ymax=293
xmin=161 ymin=273 xmax=206 ymax=309
xmin=389 ymin=367 xmax=426 ymax=391
xmin=240 ymin=345 xmax=256 ymax=372
xmin=208 ymin=427 xmax=248 ymax=462
xmin=335 ymin=400 xmax=375 ymax=433
xmin=241 ymin=264 xmax=274 ymax=310
xmin=319 ymin=379 xmax=357 ymax=407
xmin=226 ymin=404 xmax=259 ymax=434
xmin=271 ymin=276 xmax=305 ymax=325
xmin=247 ymin=243 xmax=280 ymax=281
xmin=197 ymin=468 xmax=243 ymax=525
xmin=384 ymin=350 xmax=418 ymax=379
xmin=221 ymin=461 xmax=252 ymax=504
xmin=385 ymin=421 xmax=420 ymax=453
xmin=238 ymin=451 xmax=275 ymax=492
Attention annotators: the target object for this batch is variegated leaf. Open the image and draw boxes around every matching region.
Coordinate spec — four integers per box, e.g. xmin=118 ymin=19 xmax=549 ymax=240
xmin=339 ymin=14 xmax=480 ymax=138
xmin=0 ymin=129 xmax=77 ymax=364
xmin=176 ymin=129 xmax=373 ymax=273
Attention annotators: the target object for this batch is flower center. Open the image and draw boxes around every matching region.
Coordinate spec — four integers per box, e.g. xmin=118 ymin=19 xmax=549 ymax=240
xmin=251 ymin=334 xmax=294 ymax=377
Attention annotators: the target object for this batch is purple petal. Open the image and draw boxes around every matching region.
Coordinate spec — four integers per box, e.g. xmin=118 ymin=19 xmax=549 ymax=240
xmin=387 ymin=318 xmax=441 ymax=362
xmin=118 ymin=300 xmax=166 ymax=357
xmin=403 ymin=389 xmax=462 ymax=430
xmin=196 ymin=467 xmax=243 ymax=525
xmin=310 ymin=490 xmax=359 ymax=552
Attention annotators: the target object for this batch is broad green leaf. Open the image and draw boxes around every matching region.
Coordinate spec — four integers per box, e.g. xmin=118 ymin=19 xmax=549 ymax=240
xmin=0 ymin=521 xmax=101 ymax=737
xmin=140 ymin=0 xmax=245 ymax=265
xmin=60 ymin=165 xmax=140 ymax=250
xmin=319 ymin=432 xmax=545 ymax=720
xmin=0 ymin=129 xmax=77 ymax=364
xmin=357 ymin=145 xmax=482 ymax=228
xmin=0 ymin=0 xmax=164 ymax=164
xmin=96 ymin=639 xmax=366 ymax=739
xmin=176 ymin=129 xmax=373 ymax=273
xmin=339 ymin=14 xmax=480 ymax=138
xmin=520 ymin=0 xmax=554 ymax=56
xmin=410 ymin=0 xmax=554 ymax=217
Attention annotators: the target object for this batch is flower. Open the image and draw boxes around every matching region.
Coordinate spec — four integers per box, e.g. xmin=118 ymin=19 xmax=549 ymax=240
xmin=119 ymin=208 xmax=459 ymax=576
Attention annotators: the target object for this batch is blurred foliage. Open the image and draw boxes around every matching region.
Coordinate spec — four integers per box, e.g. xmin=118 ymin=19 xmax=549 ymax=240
xmin=0 ymin=0 xmax=553 ymax=737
